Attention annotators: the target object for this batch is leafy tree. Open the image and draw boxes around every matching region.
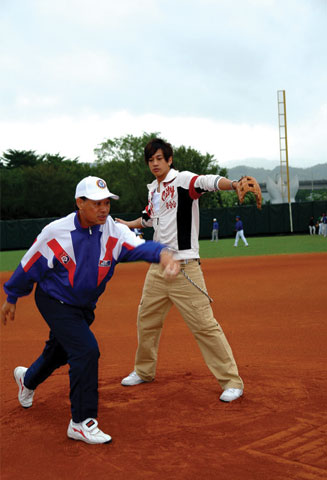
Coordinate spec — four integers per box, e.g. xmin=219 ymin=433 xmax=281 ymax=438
xmin=39 ymin=153 xmax=80 ymax=166
xmin=296 ymin=189 xmax=327 ymax=202
xmin=94 ymin=132 xmax=160 ymax=213
xmin=21 ymin=162 xmax=93 ymax=218
xmin=173 ymin=145 xmax=222 ymax=175
xmin=0 ymin=168 xmax=27 ymax=218
xmin=0 ymin=150 xmax=92 ymax=219
xmin=0 ymin=149 xmax=40 ymax=169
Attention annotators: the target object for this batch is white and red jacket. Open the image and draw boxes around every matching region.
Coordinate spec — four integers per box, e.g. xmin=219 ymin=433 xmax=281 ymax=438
xmin=4 ymin=212 xmax=165 ymax=308
xmin=142 ymin=169 xmax=222 ymax=260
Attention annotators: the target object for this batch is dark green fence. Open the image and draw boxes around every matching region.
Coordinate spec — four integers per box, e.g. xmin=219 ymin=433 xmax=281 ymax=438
xmin=1 ymin=201 xmax=326 ymax=250
xmin=199 ymin=201 xmax=327 ymax=239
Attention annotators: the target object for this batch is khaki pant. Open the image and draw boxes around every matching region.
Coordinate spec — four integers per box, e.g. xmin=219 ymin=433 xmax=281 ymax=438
xmin=134 ymin=261 xmax=243 ymax=390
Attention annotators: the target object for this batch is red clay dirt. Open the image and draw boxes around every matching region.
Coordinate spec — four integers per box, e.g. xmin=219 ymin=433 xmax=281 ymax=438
xmin=1 ymin=253 xmax=327 ymax=480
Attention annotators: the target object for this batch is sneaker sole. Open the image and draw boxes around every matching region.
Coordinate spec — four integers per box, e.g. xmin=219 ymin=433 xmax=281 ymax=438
xmin=219 ymin=394 xmax=243 ymax=403
xmin=67 ymin=434 xmax=112 ymax=445
xmin=121 ymin=380 xmax=146 ymax=386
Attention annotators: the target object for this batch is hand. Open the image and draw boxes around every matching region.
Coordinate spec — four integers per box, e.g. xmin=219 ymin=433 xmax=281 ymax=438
xmin=1 ymin=301 xmax=16 ymax=326
xmin=115 ymin=217 xmax=128 ymax=225
xmin=160 ymin=249 xmax=180 ymax=280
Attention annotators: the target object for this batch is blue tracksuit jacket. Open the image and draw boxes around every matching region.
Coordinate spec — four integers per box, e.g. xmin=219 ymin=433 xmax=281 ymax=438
xmin=4 ymin=212 xmax=165 ymax=309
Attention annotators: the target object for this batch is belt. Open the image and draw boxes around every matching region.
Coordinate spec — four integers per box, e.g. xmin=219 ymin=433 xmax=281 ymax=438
xmin=179 ymin=258 xmax=200 ymax=265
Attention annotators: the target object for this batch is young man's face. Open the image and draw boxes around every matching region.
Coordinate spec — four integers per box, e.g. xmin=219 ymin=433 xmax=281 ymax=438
xmin=148 ymin=149 xmax=172 ymax=182
xmin=76 ymin=198 xmax=111 ymax=227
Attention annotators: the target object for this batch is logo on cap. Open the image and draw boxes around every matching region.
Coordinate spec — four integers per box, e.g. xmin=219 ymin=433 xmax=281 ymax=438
xmin=96 ymin=179 xmax=107 ymax=189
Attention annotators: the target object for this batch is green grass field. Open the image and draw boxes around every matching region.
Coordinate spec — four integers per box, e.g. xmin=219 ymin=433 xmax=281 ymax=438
xmin=200 ymin=234 xmax=327 ymax=258
xmin=0 ymin=234 xmax=326 ymax=272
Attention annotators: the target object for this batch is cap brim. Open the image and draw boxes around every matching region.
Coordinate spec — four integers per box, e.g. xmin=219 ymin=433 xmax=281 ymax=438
xmin=76 ymin=193 xmax=120 ymax=200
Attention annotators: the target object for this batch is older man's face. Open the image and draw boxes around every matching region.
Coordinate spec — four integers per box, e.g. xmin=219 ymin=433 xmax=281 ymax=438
xmin=76 ymin=198 xmax=111 ymax=227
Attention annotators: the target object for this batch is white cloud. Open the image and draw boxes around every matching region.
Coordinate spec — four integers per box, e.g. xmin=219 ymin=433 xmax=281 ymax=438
xmin=15 ymin=95 xmax=59 ymax=108
xmin=1 ymin=109 xmax=325 ymax=169
xmin=33 ymin=0 xmax=159 ymax=28
xmin=43 ymin=50 xmax=120 ymax=85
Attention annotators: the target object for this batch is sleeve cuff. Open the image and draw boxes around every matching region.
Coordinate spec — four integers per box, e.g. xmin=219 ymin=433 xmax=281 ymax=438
xmin=214 ymin=176 xmax=222 ymax=190
xmin=7 ymin=295 xmax=18 ymax=304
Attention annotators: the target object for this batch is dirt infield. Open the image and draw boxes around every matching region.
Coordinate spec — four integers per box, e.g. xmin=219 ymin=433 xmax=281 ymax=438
xmin=1 ymin=253 xmax=327 ymax=480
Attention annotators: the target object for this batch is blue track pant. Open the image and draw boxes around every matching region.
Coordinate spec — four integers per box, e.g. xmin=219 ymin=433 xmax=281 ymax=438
xmin=24 ymin=286 xmax=99 ymax=423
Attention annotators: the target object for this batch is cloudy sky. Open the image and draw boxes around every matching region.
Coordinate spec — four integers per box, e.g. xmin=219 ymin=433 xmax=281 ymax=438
xmin=1 ymin=0 xmax=326 ymax=170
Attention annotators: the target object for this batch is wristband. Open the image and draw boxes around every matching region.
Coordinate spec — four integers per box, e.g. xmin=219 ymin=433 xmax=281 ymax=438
xmin=214 ymin=176 xmax=223 ymax=190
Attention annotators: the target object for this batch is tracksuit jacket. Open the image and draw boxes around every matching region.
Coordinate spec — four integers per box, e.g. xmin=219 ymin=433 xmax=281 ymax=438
xmin=4 ymin=211 xmax=165 ymax=308
xmin=141 ymin=169 xmax=222 ymax=260
xmin=235 ymin=220 xmax=244 ymax=231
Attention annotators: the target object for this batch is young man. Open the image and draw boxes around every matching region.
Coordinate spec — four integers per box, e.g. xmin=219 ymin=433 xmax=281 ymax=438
xmin=1 ymin=175 xmax=179 ymax=444
xmin=116 ymin=138 xmax=244 ymax=402
xmin=234 ymin=215 xmax=249 ymax=247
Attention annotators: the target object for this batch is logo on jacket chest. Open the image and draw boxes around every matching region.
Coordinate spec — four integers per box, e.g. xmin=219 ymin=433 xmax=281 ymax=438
xmin=99 ymin=260 xmax=111 ymax=267
xmin=162 ymin=185 xmax=176 ymax=210
xmin=161 ymin=185 xmax=175 ymax=201
xmin=60 ymin=252 xmax=71 ymax=264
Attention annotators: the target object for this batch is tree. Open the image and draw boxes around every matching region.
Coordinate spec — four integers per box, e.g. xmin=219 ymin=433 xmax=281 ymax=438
xmin=0 ymin=149 xmax=40 ymax=169
xmin=295 ymin=189 xmax=327 ymax=202
xmin=94 ymin=132 xmax=160 ymax=213
xmin=0 ymin=150 xmax=92 ymax=219
xmin=39 ymin=153 xmax=80 ymax=166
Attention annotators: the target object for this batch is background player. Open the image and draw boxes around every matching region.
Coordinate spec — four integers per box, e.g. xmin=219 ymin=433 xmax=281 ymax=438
xmin=234 ymin=215 xmax=249 ymax=247
xmin=211 ymin=218 xmax=219 ymax=241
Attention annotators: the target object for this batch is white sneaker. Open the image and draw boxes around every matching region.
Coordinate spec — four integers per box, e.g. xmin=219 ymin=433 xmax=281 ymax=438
xmin=121 ymin=370 xmax=145 ymax=386
xmin=220 ymin=388 xmax=243 ymax=402
xmin=67 ymin=418 xmax=112 ymax=444
xmin=14 ymin=366 xmax=35 ymax=408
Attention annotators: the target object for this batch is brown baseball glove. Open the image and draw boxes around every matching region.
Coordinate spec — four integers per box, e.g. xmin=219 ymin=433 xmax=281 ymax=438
xmin=235 ymin=176 xmax=262 ymax=209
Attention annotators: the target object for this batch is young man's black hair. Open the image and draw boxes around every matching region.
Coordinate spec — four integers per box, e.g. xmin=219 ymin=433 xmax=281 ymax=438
xmin=144 ymin=138 xmax=175 ymax=168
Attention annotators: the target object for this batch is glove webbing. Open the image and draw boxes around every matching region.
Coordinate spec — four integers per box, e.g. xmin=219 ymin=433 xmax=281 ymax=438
xmin=180 ymin=268 xmax=213 ymax=303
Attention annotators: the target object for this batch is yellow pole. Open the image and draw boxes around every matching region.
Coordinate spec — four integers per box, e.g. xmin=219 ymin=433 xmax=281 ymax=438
xmin=282 ymin=91 xmax=293 ymax=233
xmin=277 ymin=90 xmax=293 ymax=232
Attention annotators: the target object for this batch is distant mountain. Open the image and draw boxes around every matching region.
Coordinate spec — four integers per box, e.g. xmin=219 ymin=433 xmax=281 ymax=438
xmin=226 ymin=163 xmax=327 ymax=183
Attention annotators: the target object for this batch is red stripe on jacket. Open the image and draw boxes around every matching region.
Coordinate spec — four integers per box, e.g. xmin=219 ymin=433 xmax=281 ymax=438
xmin=97 ymin=236 xmax=118 ymax=286
xmin=47 ymin=239 xmax=76 ymax=287
xmin=189 ymin=175 xmax=202 ymax=200
xmin=122 ymin=242 xmax=134 ymax=250
xmin=23 ymin=252 xmax=42 ymax=272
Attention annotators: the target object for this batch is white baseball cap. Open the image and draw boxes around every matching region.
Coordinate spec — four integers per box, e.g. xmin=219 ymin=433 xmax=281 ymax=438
xmin=75 ymin=176 xmax=119 ymax=201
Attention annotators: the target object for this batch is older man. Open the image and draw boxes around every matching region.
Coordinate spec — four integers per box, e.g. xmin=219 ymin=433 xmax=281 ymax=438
xmin=1 ymin=176 xmax=179 ymax=444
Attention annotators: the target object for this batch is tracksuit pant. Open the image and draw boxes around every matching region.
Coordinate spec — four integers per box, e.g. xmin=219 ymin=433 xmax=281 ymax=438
xmin=23 ymin=286 xmax=99 ymax=423
xmin=134 ymin=261 xmax=243 ymax=390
